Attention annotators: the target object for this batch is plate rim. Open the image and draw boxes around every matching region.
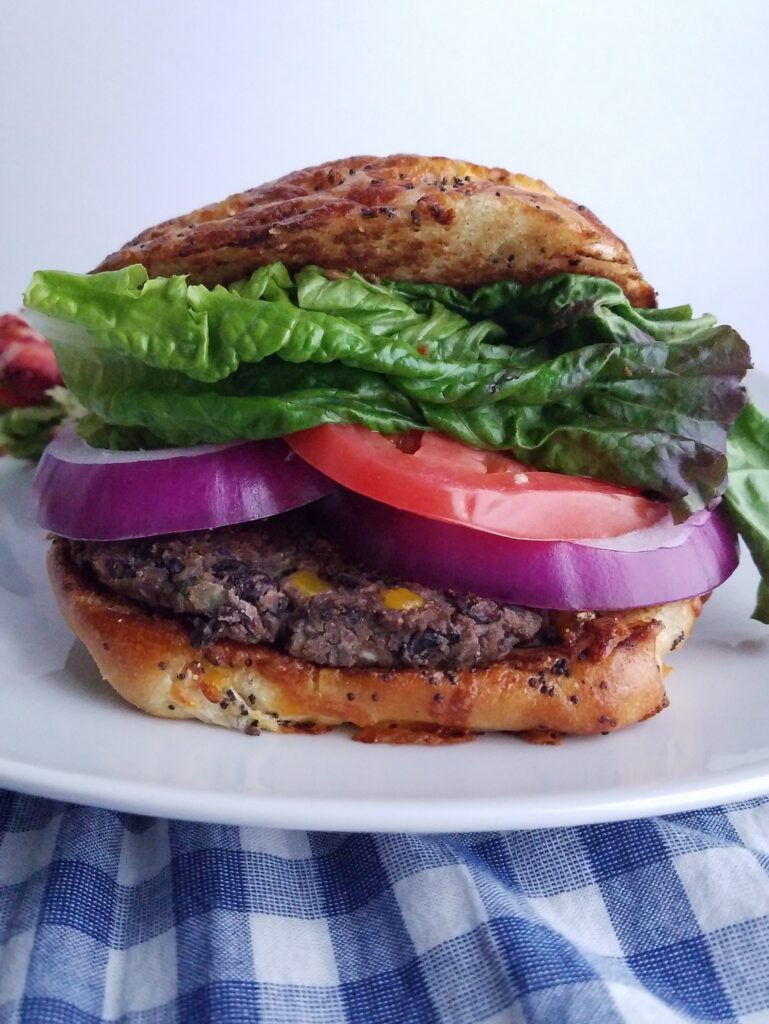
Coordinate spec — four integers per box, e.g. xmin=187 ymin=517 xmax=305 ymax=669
xmin=3 ymin=747 xmax=769 ymax=832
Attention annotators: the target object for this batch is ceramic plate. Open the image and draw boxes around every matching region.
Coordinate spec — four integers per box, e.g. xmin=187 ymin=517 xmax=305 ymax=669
xmin=1 ymin=384 xmax=768 ymax=832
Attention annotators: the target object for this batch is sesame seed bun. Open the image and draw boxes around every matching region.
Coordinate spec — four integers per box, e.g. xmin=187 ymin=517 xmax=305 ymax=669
xmin=94 ymin=153 xmax=654 ymax=307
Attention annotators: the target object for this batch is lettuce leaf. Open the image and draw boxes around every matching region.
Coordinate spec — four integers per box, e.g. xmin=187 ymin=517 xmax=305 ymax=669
xmin=0 ymin=404 xmax=64 ymax=459
xmin=73 ymin=357 xmax=425 ymax=448
xmin=24 ymin=263 xmax=751 ymax=518
xmin=0 ymin=386 xmax=81 ymax=459
xmin=725 ymin=401 xmax=769 ymax=622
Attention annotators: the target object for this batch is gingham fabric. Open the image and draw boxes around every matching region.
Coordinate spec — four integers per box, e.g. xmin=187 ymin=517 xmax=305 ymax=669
xmin=2 ymin=790 xmax=769 ymax=1023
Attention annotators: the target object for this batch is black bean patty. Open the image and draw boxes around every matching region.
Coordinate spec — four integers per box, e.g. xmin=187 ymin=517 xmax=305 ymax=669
xmin=67 ymin=510 xmax=545 ymax=670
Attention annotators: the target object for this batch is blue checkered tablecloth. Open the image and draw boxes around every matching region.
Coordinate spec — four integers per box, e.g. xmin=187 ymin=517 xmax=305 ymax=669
xmin=2 ymin=790 xmax=769 ymax=1023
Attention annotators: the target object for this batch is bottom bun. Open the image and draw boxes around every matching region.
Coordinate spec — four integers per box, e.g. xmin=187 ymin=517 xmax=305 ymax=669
xmin=49 ymin=541 xmax=704 ymax=744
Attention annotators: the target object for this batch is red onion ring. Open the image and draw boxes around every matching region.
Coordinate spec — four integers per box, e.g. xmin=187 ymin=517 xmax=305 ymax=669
xmin=320 ymin=491 xmax=739 ymax=610
xmin=34 ymin=425 xmax=335 ymax=540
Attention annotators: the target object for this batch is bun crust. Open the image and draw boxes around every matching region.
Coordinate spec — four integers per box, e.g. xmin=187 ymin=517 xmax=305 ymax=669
xmin=94 ymin=154 xmax=655 ymax=307
xmin=49 ymin=542 xmax=702 ymax=743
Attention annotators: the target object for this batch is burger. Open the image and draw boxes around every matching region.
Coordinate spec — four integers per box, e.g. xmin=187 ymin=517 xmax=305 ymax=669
xmin=22 ymin=155 xmax=768 ymax=743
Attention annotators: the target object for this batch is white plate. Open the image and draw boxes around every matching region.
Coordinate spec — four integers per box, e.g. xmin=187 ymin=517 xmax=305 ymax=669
xmin=1 ymin=410 xmax=768 ymax=833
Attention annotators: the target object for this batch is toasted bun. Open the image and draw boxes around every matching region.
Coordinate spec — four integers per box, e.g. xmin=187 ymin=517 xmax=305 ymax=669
xmin=94 ymin=154 xmax=655 ymax=307
xmin=49 ymin=542 xmax=702 ymax=743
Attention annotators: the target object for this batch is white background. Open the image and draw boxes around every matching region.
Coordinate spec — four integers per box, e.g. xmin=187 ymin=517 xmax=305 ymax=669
xmin=1 ymin=0 xmax=767 ymax=366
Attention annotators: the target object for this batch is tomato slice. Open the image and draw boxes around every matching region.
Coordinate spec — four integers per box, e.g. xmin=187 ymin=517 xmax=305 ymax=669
xmin=0 ymin=314 xmax=62 ymax=407
xmin=287 ymin=425 xmax=667 ymax=541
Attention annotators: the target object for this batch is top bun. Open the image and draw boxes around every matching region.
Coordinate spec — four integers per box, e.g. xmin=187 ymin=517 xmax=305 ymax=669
xmin=95 ymin=154 xmax=655 ymax=306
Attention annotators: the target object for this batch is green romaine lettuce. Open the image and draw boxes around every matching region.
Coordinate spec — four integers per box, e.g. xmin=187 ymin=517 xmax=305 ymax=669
xmin=24 ymin=263 xmax=751 ymax=522
xmin=0 ymin=404 xmax=65 ymax=459
xmin=0 ymin=386 xmax=81 ymax=460
xmin=725 ymin=401 xmax=769 ymax=623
